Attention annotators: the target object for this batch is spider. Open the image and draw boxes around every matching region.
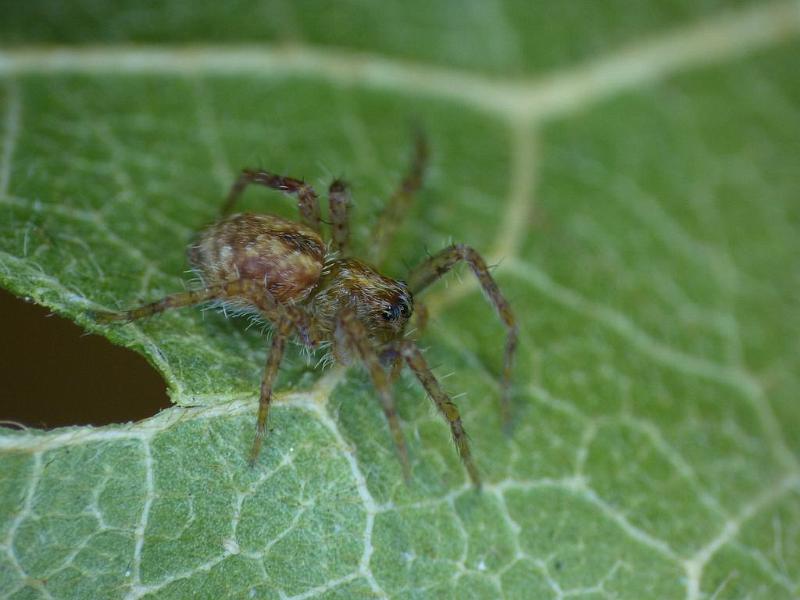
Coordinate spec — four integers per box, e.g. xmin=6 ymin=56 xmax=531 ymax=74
xmin=92 ymin=133 xmax=517 ymax=487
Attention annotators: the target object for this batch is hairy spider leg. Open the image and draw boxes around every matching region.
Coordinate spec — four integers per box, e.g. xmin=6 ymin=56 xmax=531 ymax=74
xmin=410 ymin=299 xmax=429 ymax=335
xmin=336 ymin=308 xmax=411 ymax=481
xmin=328 ymin=179 xmax=351 ymax=256
xmin=381 ymin=299 xmax=429 ymax=385
xmin=370 ymin=129 xmax=429 ymax=265
xmin=378 ymin=297 xmax=428 ymax=407
xmin=407 ymin=244 xmax=518 ymax=429
xmin=396 ymin=339 xmax=480 ymax=487
xmin=91 ymin=279 xmax=283 ymax=323
xmin=221 ymin=169 xmax=322 ymax=233
xmin=249 ymin=315 xmax=293 ymax=466
xmin=92 ymin=279 xmax=316 ymax=466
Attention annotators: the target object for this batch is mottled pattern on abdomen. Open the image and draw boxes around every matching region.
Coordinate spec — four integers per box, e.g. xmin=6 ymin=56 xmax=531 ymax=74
xmin=188 ymin=213 xmax=325 ymax=304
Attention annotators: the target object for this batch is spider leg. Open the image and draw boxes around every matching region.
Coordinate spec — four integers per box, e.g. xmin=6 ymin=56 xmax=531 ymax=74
xmin=407 ymin=244 xmax=518 ymax=429
xmin=410 ymin=299 xmax=429 ymax=335
xmin=336 ymin=308 xmax=411 ymax=481
xmin=370 ymin=129 xmax=428 ymax=265
xmin=328 ymin=179 xmax=351 ymax=256
xmin=93 ymin=280 xmax=309 ymax=466
xmin=91 ymin=279 xmax=282 ymax=323
xmin=249 ymin=315 xmax=293 ymax=466
xmin=395 ymin=339 xmax=480 ymax=487
xmin=221 ymin=169 xmax=322 ymax=233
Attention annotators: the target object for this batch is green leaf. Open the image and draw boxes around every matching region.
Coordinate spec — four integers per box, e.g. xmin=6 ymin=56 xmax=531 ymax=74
xmin=2 ymin=2 xmax=800 ymax=599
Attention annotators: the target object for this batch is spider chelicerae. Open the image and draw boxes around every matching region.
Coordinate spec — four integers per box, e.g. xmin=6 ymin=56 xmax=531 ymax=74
xmin=93 ymin=134 xmax=517 ymax=487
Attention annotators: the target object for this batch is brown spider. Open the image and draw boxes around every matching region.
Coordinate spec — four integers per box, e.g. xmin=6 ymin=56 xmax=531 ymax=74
xmin=92 ymin=134 xmax=517 ymax=487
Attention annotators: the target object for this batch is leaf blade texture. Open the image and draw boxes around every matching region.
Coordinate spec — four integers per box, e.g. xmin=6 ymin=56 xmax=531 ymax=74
xmin=1 ymin=2 xmax=799 ymax=598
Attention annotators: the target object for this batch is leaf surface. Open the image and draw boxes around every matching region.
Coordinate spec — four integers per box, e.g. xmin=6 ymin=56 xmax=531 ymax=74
xmin=1 ymin=2 xmax=799 ymax=599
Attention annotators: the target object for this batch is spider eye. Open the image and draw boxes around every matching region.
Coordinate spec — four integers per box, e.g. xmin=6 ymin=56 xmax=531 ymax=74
xmin=382 ymin=299 xmax=412 ymax=322
xmin=382 ymin=305 xmax=402 ymax=321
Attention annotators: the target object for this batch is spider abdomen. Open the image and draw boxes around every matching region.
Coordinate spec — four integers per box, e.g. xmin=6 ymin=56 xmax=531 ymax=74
xmin=188 ymin=213 xmax=325 ymax=303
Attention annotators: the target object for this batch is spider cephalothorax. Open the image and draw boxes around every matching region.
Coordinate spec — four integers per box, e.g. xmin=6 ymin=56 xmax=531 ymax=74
xmin=309 ymin=258 xmax=414 ymax=345
xmin=93 ymin=134 xmax=517 ymax=487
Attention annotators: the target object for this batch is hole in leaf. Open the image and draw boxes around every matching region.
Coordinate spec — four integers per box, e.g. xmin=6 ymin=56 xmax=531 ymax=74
xmin=0 ymin=288 xmax=171 ymax=428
